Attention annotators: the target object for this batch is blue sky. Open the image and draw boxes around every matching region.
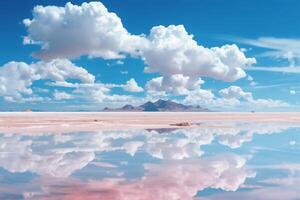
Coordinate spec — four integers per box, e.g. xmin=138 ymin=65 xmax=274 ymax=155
xmin=1 ymin=0 xmax=300 ymax=111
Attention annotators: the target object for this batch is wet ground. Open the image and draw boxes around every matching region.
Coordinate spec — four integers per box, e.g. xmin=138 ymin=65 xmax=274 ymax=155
xmin=0 ymin=121 xmax=299 ymax=200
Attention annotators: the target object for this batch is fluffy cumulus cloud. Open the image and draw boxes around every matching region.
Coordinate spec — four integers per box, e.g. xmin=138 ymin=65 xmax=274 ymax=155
xmin=123 ymin=78 xmax=144 ymax=92
xmin=0 ymin=59 xmax=94 ymax=102
xmin=290 ymin=90 xmax=296 ymax=95
xmin=0 ymin=133 xmax=95 ymax=177
xmin=26 ymin=155 xmax=253 ymax=200
xmin=183 ymin=86 xmax=288 ymax=110
xmin=53 ymin=90 xmax=73 ymax=101
xmin=219 ymin=86 xmax=289 ymax=109
xmin=146 ymin=75 xmax=204 ymax=95
xmin=1 ymin=122 xmax=298 ymax=199
xmin=143 ymin=25 xmax=255 ymax=83
xmin=219 ymin=86 xmax=253 ymax=101
xmin=23 ymin=2 xmax=146 ymax=60
xmin=235 ymin=37 xmax=300 ymax=66
xmin=14 ymin=1 xmax=291 ymax=111
xmin=72 ymin=82 xmax=134 ymax=103
xmin=204 ymin=177 xmax=300 ymax=200
xmin=0 ymin=122 xmax=293 ymax=175
xmin=183 ymin=88 xmax=216 ymax=106
xmin=142 ymin=25 xmax=257 ymax=98
xmin=23 ymin=3 xmax=256 ymax=80
xmin=48 ymin=81 xmax=136 ymax=105
xmin=0 ymin=59 xmax=138 ymax=104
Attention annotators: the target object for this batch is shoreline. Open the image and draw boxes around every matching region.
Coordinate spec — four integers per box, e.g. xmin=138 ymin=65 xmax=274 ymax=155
xmin=0 ymin=112 xmax=300 ymax=134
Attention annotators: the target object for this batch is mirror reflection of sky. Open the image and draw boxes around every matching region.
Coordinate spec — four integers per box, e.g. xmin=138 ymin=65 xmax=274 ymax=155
xmin=0 ymin=122 xmax=300 ymax=200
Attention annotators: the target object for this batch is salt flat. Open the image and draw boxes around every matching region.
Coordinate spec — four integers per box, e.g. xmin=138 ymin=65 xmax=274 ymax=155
xmin=0 ymin=112 xmax=300 ymax=133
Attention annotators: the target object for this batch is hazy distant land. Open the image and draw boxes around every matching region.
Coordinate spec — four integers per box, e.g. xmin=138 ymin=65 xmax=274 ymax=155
xmin=103 ymin=99 xmax=210 ymax=112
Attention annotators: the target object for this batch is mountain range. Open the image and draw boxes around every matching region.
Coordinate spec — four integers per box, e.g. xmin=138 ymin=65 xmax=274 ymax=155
xmin=103 ymin=99 xmax=210 ymax=112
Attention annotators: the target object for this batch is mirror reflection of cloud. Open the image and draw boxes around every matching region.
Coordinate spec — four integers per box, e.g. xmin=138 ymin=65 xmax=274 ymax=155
xmin=21 ymin=154 xmax=254 ymax=200
xmin=0 ymin=122 xmax=298 ymax=199
xmin=0 ymin=122 xmax=297 ymax=177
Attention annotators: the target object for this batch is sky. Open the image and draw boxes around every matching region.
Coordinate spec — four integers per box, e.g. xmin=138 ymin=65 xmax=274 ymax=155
xmin=1 ymin=0 xmax=300 ymax=111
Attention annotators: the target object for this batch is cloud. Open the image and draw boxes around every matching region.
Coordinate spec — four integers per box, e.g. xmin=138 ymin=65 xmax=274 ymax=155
xmin=146 ymin=75 xmax=204 ymax=95
xmin=245 ymin=66 xmax=300 ymax=74
xmin=23 ymin=3 xmax=257 ymax=98
xmin=249 ymin=81 xmax=258 ymax=87
xmin=123 ymin=141 xmax=144 ymax=156
xmin=53 ymin=90 xmax=73 ymax=101
xmin=290 ymin=90 xmax=296 ymax=95
xmin=0 ymin=59 xmax=137 ymax=105
xmin=183 ymin=86 xmax=288 ymax=110
xmin=0 ymin=121 xmax=295 ymax=185
xmin=123 ymin=78 xmax=144 ymax=93
xmin=221 ymin=86 xmax=288 ymax=109
xmin=23 ymin=2 xmax=146 ymax=60
xmin=0 ymin=59 xmax=94 ymax=102
xmin=183 ymin=88 xmax=217 ymax=106
xmin=235 ymin=37 xmax=300 ymax=66
xmin=72 ymin=82 xmax=134 ymax=103
xmin=0 ymin=134 xmax=94 ymax=177
xmin=142 ymin=25 xmax=255 ymax=83
xmin=24 ymin=2 xmax=255 ymax=83
xmin=142 ymin=25 xmax=257 ymax=99
xmin=47 ymin=81 xmax=140 ymax=105
xmin=116 ymin=60 xmax=124 ymax=65
xmin=205 ymin=177 xmax=300 ymax=200
xmin=19 ymin=154 xmax=254 ymax=200
xmin=219 ymin=86 xmax=253 ymax=101
xmin=246 ymin=75 xmax=254 ymax=81
xmin=120 ymin=71 xmax=128 ymax=75
xmin=19 ymin=1 xmax=292 ymax=111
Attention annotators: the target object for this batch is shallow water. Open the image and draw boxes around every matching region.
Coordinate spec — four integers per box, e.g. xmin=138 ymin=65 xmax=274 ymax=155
xmin=0 ymin=122 xmax=300 ymax=200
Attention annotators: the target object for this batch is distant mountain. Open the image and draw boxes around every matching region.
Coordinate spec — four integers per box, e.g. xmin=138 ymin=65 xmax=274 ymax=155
xmin=103 ymin=99 xmax=210 ymax=112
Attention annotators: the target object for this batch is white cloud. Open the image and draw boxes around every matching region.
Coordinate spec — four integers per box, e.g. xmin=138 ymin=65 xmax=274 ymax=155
xmin=0 ymin=134 xmax=94 ymax=177
xmin=142 ymin=25 xmax=255 ymax=82
xmin=120 ymin=70 xmax=128 ymax=75
xmin=246 ymin=75 xmax=254 ymax=81
xmin=218 ymin=86 xmax=288 ymax=109
xmin=47 ymin=81 xmax=139 ymax=106
xmin=289 ymin=140 xmax=296 ymax=145
xmin=0 ymin=121 xmax=295 ymax=184
xmin=146 ymin=75 xmax=204 ymax=95
xmin=123 ymin=78 xmax=144 ymax=92
xmin=290 ymin=90 xmax=296 ymax=95
xmin=250 ymin=81 xmax=258 ymax=87
xmin=123 ymin=141 xmax=144 ymax=156
xmin=23 ymin=2 xmax=146 ymax=60
xmin=183 ymin=88 xmax=216 ymax=106
xmin=235 ymin=37 xmax=300 ymax=66
xmin=53 ymin=90 xmax=73 ymax=101
xmin=0 ymin=59 xmax=94 ymax=102
xmin=116 ymin=60 xmax=125 ymax=65
xmin=206 ymin=177 xmax=300 ymax=200
xmin=24 ymin=5 xmax=257 ymax=97
xmin=0 ymin=59 xmax=139 ymax=105
xmin=18 ymin=1 xmax=292 ymax=111
xmin=246 ymin=66 xmax=300 ymax=74
xmin=183 ymin=86 xmax=288 ymax=110
xmin=72 ymin=83 xmax=134 ymax=103
xmin=219 ymin=86 xmax=253 ymax=101
xmin=21 ymin=154 xmax=255 ymax=200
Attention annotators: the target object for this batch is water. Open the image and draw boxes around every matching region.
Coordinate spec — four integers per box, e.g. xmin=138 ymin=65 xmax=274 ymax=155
xmin=0 ymin=122 xmax=300 ymax=200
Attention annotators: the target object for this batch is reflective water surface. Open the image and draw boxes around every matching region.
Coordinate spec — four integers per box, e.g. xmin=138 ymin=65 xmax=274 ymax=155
xmin=0 ymin=122 xmax=300 ymax=200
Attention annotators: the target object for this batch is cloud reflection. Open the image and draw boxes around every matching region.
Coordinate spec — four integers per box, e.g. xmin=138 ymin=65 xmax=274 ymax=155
xmin=24 ymin=154 xmax=254 ymax=200
xmin=0 ymin=122 xmax=296 ymax=177
xmin=0 ymin=122 xmax=298 ymax=199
